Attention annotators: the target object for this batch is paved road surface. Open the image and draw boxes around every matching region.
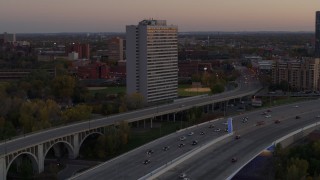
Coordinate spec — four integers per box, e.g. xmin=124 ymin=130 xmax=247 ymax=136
xmin=71 ymin=99 xmax=320 ymax=180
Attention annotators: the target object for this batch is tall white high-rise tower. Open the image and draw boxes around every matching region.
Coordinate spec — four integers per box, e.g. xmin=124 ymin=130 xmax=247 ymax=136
xmin=126 ymin=19 xmax=178 ymax=103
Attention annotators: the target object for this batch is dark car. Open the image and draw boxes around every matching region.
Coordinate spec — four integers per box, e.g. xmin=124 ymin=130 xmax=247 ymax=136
xmin=257 ymin=121 xmax=265 ymax=126
xmin=231 ymin=157 xmax=237 ymax=163
xmin=192 ymin=140 xmax=198 ymax=145
xmin=209 ymin=124 xmax=215 ymax=128
xmin=274 ymin=120 xmax=281 ymax=124
xmin=146 ymin=149 xmax=154 ymax=155
xmin=143 ymin=159 xmax=150 ymax=165
xmin=163 ymin=146 xmax=170 ymax=151
xmin=235 ymin=135 xmax=241 ymax=139
xmin=296 ymin=116 xmax=301 ymax=119
xmin=200 ymin=131 xmax=205 ymax=135
xmin=178 ymin=143 xmax=185 ymax=148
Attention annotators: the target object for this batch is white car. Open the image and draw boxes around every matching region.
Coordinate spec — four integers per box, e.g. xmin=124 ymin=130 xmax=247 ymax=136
xmin=265 ymin=114 xmax=272 ymax=118
xmin=180 ymin=136 xmax=186 ymax=141
xmin=179 ymin=173 xmax=187 ymax=179
xmin=222 ymin=122 xmax=228 ymax=125
xmin=293 ymin=105 xmax=299 ymax=108
xmin=188 ymin=132 xmax=194 ymax=136
xmin=214 ymin=128 xmax=221 ymax=132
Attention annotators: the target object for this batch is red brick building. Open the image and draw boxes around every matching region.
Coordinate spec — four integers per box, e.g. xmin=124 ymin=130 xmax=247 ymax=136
xmin=77 ymin=62 xmax=108 ymax=79
xmin=178 ymin=60 xmax=220 ymax=77
xmin=66 ymin=43 xmax=90 ymax=59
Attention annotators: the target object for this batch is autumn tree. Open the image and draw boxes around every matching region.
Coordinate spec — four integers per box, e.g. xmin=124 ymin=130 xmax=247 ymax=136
xmin=62 ymin=104 xmax=92 ymax=123
xmin=19 ymin=99 xmax=60 ymax=133
xmin=52 ymin=75 xmax=76 ymax=102
xmin=125 ymin=93 xmax=144 ymax=110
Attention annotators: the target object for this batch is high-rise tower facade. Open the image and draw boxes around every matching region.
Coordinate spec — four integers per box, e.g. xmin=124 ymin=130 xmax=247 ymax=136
xmin=126 ymin=19 xmax=178 ymax=103
xmin=316 ymin=11 xmax=320 ymax=58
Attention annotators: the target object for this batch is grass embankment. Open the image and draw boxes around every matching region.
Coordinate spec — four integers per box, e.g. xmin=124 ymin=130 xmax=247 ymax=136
xmin=178 ymin=84 xmax=211 ymax=97
xmin=261 ymin=96 xmax=316 ymax=107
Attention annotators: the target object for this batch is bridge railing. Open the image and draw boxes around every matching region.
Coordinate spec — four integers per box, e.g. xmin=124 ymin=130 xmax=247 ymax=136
xmin=226 ymin=120 xmax=320 ymax=180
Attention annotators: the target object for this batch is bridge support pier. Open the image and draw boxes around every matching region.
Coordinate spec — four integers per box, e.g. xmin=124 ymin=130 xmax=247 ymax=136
xmin=173 ymin=113 xmax=176 ymax=122
xmin=37 ymin=144 xmax=44 ymax=173
xmin=144 ymin=119 xmax=146 ymax=128
xmin=212 ymin=103 xmax=214 ymax=112
xmin=0 ymin=157 xmax=6 ymax=180
xmin=150 ymin=118 xmax=153 ymax=128
xmin=71 ymin=134 xmax=79 ymax=159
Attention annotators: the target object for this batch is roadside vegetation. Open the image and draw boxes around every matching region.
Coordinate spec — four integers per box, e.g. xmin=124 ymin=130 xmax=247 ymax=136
xmin=274 ymin=140 xmax=320 ymax=179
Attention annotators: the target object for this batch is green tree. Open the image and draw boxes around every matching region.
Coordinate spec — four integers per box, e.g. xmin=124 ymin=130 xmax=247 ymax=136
xmin=286 ymin=158 xmax=309 ymax=180
xmin=52 ymin=75 xmax=76 ymax=102
xmin=95 ymin=135 xmax=107 ymax=158
xmin=210 ymin=83 xmax=224 ymax=94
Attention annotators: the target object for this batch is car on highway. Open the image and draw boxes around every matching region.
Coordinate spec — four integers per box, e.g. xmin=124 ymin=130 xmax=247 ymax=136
xmin=179 ymin=173 xmax=187 ymax=179
xmin=296 ymin=116 xmax=301 ymax=119
xmin=178 ymin=143 xmax=185 ymax=148
xmin=224 ymin=128 xmax=228 ymax=132
xmin=257 ymin=121 xmax=265 ymax=126
xmin=146 ymin=149 xmax=154 ymax=155
xmin=242 ymin=118 xmax=248 ymax=123
xmin=143 ymin=159 xmax=150 ymax=165
xmin=208 ymin=124 xmax=215 ymax=128
xmin=235 ymin=135 xmax=241 ymax=139
xmin=192 ymin=140 xmax=198 ymax=145
xmin=293 ymin=105 xmax=299 ymax=108
xmin=222 ymin=122 xmax=228 ymax=125
xmin=265 ymin=114 xmax=272 ymax=118
xmin=261 ymin=112 xmax=267 ymax=115
xmin=274 ymin=120 xmax=281 ymax=124
xmin=267 ymin=109 xmax=272 ymax=112
xmin=200 ymin=131 xmax=205 ymax=135
xmin=214 ymin=128 xmax=221 ymax=132
xmin=163 ymin=146 xmax=170 ymax=151
xmin=231 ymin=157 xmax=238 ymax=163
xmin=188 ymin=132 xmax=194 ymax=136
xmin=180 ymin=136 xmax=186 ymax=141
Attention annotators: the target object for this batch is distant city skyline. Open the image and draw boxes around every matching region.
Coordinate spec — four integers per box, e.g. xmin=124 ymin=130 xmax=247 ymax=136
xmin=1 ymin=0 xmax=320 ymax=33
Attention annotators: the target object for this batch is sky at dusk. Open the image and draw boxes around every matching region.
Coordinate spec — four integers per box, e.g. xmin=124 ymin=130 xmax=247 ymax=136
xmin=1 ymin=0 xmax=320 ymax=33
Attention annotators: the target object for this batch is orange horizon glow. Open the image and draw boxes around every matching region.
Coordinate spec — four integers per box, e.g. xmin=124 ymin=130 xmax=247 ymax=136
xmin=0 ymin=0 xmax=319 ymax=33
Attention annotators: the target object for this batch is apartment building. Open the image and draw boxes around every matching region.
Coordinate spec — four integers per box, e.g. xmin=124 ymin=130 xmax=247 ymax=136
xmin=272 ymin=58 xmax=320 ymax=91
xmin=126 ymin=19 xmax=178 ymax=103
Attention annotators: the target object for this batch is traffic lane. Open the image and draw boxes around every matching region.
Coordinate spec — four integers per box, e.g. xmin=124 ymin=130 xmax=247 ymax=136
xmin=72 ymin=120 xmax=231 ymax=180
xmin=157 ymin=110 xmax=320 ymax=180
xmin=231 ymin=99 xmax=320 ymax=130
xmin=73 ymin=99 xmax=319 ymax=180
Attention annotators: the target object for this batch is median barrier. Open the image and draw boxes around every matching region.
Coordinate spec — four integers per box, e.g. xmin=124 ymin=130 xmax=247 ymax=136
xmin=176 ymin=118 xmax=223 ymax=133
xmin=138 ymin=132 xmax=234 ymax=180
xmin=70 ymin=117 xmax=226 ymax=180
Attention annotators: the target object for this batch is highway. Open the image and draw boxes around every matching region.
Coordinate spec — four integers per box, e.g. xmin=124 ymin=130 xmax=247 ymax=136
xmin=0 ymin=69 xmax=260 ymax=155
xmin=71 ymin=99 xmax=320 ymax=180
xmin=157 ymin=100 xmax=320 ymax=180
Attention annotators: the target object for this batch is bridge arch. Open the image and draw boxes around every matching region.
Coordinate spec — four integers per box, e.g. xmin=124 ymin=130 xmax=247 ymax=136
xmin=79 ymin=131 xmax=104 ymax=148
xmin=6 ymin=152 xmax=39 ymax=178
xmin=44 ymin=141 xmax=74 ymax=159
